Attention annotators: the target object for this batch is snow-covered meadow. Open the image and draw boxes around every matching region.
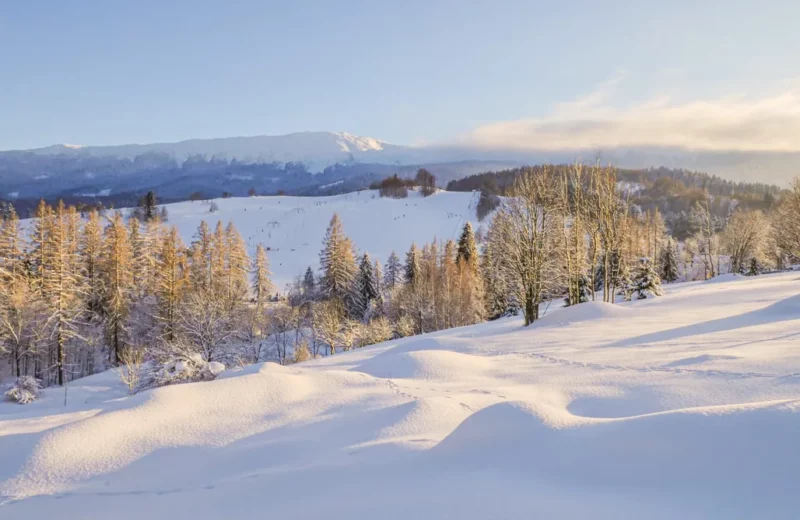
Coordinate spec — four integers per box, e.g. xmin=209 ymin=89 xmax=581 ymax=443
xmin=1 ymin=271 xmax=799 ymax=518
xmin=165 ymin=189 xmax=482 ymax=290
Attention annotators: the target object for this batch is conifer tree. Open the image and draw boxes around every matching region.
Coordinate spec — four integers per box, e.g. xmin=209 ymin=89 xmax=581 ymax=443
xmin=404 ymin=243 xmax=421 ymax=285
xmin=157 ymin=227 xmax=185 ymax=343
xmin=632 ymin=258 xmax=663 ymax=300
xmin=358 ymin=253 xmax=379 ymax=317
xmin=747 ymin=257 xmax=760 ymax=276
xmin=456 ymin=222 xmax=478 ymax=268
xmin=319 ymin=214 xmax=359 ymax=315
xmin=252 ymin=244 xmax=272 ymax=308
xmin=384 ymin=251 xmax=402 ymax=289
xmin=660 ymin=239 xmax=679 ymax=283
xmin=303 ymin=266 xmax=316 ymax=296
xmin=101 ymin=212 xmax=133 ymax=364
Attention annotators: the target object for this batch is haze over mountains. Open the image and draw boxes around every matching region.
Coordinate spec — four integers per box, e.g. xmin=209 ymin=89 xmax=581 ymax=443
xmin=0 ymin=131 xmax=795 ymax=208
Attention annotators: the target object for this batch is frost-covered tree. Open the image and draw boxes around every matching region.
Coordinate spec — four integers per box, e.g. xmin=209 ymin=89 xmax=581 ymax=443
xmin=660 ymin=239 xmax=679 ymax=283
xmin=404 ymin=243 xmax=421 ymax=285
xmin=303 ymin=266 xmax=316 ymax=296
xmin=358 ymin=253 xmax=379 ymax=318
xmin=456 ymin=222 xmax=478 ymax=268
xmin=101 ymin=212 xmax=134 ymax=365
xmin=747 ymin=257 xmax=761 ymax=276
xmin=384 ymin=251 xmax=402 ymax=289
xmin=252 ymin=244 xmax=272 ymax=309
xmin=632 ymin=258 xmax=663 ymax=300
xmin=319 ymin=214 xmax=359 ymax=315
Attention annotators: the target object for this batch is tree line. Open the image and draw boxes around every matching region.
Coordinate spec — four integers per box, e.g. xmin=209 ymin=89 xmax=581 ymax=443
xmin=3 ymin=166 xmax=799 ymax=397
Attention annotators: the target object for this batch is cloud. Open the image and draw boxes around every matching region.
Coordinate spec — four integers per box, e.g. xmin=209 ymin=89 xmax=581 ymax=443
xmin=466 ymin=79 xmax=800 ymax=152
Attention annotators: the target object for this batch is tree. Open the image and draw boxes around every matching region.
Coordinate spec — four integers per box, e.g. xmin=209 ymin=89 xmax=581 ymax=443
xmin=358 ymin=253 xmax=379 ymax=319
xmin=488 ymin=167 xmax=562 ymax=325
xmin=747 ymin=257 xmax=761 ymax=276
xmin=248 ymin=187 xmax=257 ymax=197
xmin=660 ymin=239 xmax=679 ymax=283
xmin=384 ymin=251 xmax=402 ymax=289
xmin=101 ymin=212 xmax=133 ymax=365
xmin=156 ymin=227 xmax=185 ymax=343
xmin=456 ymin=222 xmax=478 ymax=268
xmin=722 ymin=209 xmax=770 ymax=274
xmin=319 ymin=214 xmax=360 ymax=316
xmin=303 ymin=266 xmax=316 ymax=297
xmin=415 ymin=168 xmax=436 ymax=196
xmin=632 ymin=258 xmax=663 ymax=300
xmin=139 ymin=191 xmax=157 ymax=221
xmin=252 ymin=244 xmax=272 ymax=309
xmin=404 ymin=243 xmax=421 ymax=285
xmin=772 ymin=178 xmax=800 ymax=259
xmin=313 ymin=300 xmax=342 ymax=355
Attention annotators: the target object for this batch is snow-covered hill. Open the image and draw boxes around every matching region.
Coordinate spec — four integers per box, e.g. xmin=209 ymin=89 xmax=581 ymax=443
xmin=2 ymin=273 xmax=799 ymax=518
xmin=165 ymin=189 xmax=483 ymax=290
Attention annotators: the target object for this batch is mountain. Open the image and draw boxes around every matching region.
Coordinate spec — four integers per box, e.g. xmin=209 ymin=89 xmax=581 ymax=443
xmin=2 ymin=131 xmax=797 ymax=213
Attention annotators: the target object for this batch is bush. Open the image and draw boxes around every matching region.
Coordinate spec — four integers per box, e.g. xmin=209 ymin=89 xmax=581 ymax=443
xmin=144 ymin=354 xmax=225 ymax=388
xmin=5 ymin=376 xmax=42 ymax=404
xmin=371 ymin=174 xmax=413 ymax=198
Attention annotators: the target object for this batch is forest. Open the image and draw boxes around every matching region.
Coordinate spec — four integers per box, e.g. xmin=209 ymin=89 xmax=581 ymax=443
xmin=2 ymin=165 xmax=800 ymax=401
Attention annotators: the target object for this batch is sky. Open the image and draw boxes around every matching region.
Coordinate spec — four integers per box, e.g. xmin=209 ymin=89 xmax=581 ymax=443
xmin=2 ymin=0 xmax=800 ymax=151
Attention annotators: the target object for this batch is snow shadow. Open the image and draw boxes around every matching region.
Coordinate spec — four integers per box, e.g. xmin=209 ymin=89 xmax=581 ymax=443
xmin=610 ymin=294 xmax=800 ymax=347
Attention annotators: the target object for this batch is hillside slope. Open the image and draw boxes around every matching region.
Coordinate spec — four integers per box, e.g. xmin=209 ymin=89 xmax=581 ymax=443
xmin=165 ymin=189 xmax=483 ymax=290
xmin=1 ymin=273 xmax=799 ymax=518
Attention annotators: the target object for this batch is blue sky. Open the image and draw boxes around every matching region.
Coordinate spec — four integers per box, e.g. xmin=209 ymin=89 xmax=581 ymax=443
xmin=2 ymin=1 xmax=799 ymax=150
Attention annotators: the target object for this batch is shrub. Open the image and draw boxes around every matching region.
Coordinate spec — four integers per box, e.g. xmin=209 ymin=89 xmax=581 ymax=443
xmin=144 ymin=354 xmax=225 ymax=388
xmin=5 ymin=376 xmax=42 ymax=404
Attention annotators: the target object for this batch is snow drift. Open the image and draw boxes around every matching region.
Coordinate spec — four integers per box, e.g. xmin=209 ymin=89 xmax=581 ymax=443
xmin=1 ymin=272 xmax=800 ymax=518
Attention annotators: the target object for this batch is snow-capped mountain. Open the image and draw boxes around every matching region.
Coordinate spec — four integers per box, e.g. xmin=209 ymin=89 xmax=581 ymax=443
xmin=26 ymin=132 xmax=399 ymax=173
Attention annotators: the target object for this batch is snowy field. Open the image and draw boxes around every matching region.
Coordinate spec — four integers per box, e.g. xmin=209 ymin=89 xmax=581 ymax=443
xmin=1 ymin=272 xmax=799 ymax=518
xmin=165 ymin=189 xmax=482 ymax=290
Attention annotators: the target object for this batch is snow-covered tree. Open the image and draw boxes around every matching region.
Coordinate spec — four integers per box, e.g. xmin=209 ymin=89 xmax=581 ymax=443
xmin=456 ymin=222 xmax=478 ymax=268
xmin=404 ymin=243 xmax=421 ymax=285
xmin=319 ymin=214 xmax=360 ymax=315
xmin=252 ymin=244 xmax=272 ymax=309
xmin=384 ymin=251 xmax=402 ymax=289
xmin=357 ymin=253 xmax=379 ymax=318
xmin=632 ymin=258 xmax=663 ymax=300
xmin=660 ymin=239 xmax=679 ymax=283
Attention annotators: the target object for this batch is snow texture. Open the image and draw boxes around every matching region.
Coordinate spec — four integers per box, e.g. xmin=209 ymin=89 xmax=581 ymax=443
xmin=1 ymin=273 xmax=800 ymax=518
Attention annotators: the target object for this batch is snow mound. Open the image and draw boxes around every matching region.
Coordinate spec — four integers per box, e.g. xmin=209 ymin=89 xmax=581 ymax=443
xmin=664 ymin=354 xmax=741 ymax=367
xmin=434 ymin=400 xmax=800 ymax=494
xmin=377 ymin=397 xmax=473 ymax=445
xmin=353 ymin=349 xmax=493 ymax=381
xmin=536 ymin=300 xmax=629 ymax=327
xmin=1 ymin=363 xmax=319 ymax=499
xmin=704 ymin=273 xmax=746 ymax=284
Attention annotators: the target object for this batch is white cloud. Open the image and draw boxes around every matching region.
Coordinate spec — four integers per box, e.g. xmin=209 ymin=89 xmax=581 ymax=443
xmin=466 ymin=79 xmax=800 ymax=152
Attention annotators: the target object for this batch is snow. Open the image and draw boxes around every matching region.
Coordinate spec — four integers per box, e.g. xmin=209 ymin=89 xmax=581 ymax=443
xmin=2 ymin=272 xmax=799 ymax=518
xmin=165 ymin=189 xmax=482 ymax=290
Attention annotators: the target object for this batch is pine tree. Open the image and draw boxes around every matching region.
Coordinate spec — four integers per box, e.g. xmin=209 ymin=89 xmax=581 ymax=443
xmin=224 ymin=222 xmax=250 ymax=308
xmin=303 ymin=266 xmax=316 ymax=296
xmin=373 ymin=259 xmax=383 ymax=298
xmin=384 ymin=251 xmax=402 ymax=289
xmin=404 ymin=243 xmax=421 ymax=285
xmin=660 ymin=240 xmax=679 ymax=283
xmin=632 ymin=258 xmax=663 ymax=300
xmin=456 ymin=222 xmax=478 ymax=268
xmin=747 ymin=257 xmax=760 ymax=276
xmin=358 ymin=253 xmax=379 ymax=318
xmin=252 ymin=244 xmax=272 ymax=308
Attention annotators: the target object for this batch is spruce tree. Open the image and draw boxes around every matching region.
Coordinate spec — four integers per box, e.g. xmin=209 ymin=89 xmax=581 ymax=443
xmin=384 ymin=251 xmax=402 ymax=289
xmin=303 ymin=266 xmax=316 ymax=296
xmin=404 ymin=243 xmax=421 ymax=285
xmin=456 ymin=222 xmax=478 ymax=268
xmin=660 ymin=240 xmax=679 ymax=283
xmin=358 ymin=253 xmax=379 ymax=318
xmin=747 ymin=257 xmax=760 ymax=276
xmin=632 ymin=258 xmax=663 ymax=300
